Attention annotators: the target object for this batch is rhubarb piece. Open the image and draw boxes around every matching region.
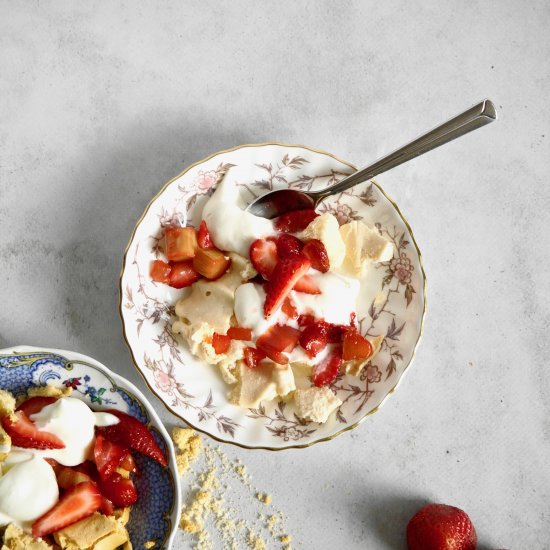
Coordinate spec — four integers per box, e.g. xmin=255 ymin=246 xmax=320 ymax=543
xmin=165 ymin=227 xmax=198 ymax=261
xmin=193 ymin=248 xmax=231 ymax=279
xmin=150 ymin=259 xmax=172 ymax=284
xmin=212 ymin=332 xmax=232 ymax=354
xmin=227 ymin=327 xmax=253 ymax=341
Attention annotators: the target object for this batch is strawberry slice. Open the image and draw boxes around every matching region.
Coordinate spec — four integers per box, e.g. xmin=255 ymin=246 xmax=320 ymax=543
xmin=150 ymin=260 xmax=172 ymax=284
xmin=93 ymin=434 xmax=128 ymax=480
xmin=243 ymin=347 xmax=267 ymax=369
xmin=312 ymin=347 xmax=343 ymax=387
xmin=274 ymin=209 xmax=319 ymax=233
xmin=1 ymin=410 xmax=65 ymax=450
xmin=302 ymin=239 xmax=330 ymax=272
xmin=16 ymin=396 xmax=58 ymax=417
xmin=276 ymin=234 xmax=303 ymax=259
xmin=32 ymin=481 xmax=102 ymax=538
xmin=297 ymin=313 xmax=316 ymax=327
xmin=293 ymin=274 xmax=321 ymax=294
xmin=299 ymin=322 xmax=329 ymax=358
xmin=227 ymin=327 xmax=253 ymax=341
xmin=264 ymin=256 xmax=311 ymax=317
xmin=249 ymin=238 xmax=278 ymax=280
xmin=56 ymin=466 xmax=92 ymax=489
xmin=99 ymin=472 xmax=138 ymax=508
xmin=97 ymin=410 xmax=167 ymax=467
xmin=197 ymin=220 xmax=215 ymax=249
xmin=212 ymin=332 xmax=231 ymax=354
xmin=256 ymin=324 xmax=300 ymax=364
xmin=342 ymin=330 xmax=373 ymax=360
xmin=100 ymin=497 xmax=115 ymax=516
xmin=168 ymin=260 xmax=200 ymax=289
xmin=281 ymin=296 xmax=298 ymax=319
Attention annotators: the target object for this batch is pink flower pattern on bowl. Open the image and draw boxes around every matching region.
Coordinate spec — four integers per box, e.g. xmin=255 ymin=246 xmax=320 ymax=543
xmin=120 ymin=144 xmax=426 ymax=450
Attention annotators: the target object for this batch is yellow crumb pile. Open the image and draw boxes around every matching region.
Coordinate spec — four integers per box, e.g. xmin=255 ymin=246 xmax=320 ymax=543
xmin=172 ymin=427 xmax=202 ymax=475
xmin=174 ymin=428 xmax=293 ymax=549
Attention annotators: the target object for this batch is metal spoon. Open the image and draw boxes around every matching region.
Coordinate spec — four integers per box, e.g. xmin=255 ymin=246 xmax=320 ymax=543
xmin=247 ymin=99 xmax=497 ymax=219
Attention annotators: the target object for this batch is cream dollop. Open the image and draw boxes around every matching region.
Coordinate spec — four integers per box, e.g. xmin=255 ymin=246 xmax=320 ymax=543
xmin=22 ymin=397 xmax=119 ymax=466
xmin=201 ymin=173 xmax=276 ymax=256
xmin=0 ymin=455 xmax=59 ymax=527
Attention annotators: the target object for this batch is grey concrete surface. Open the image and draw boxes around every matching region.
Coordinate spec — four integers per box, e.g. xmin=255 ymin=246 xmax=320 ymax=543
xmin=1 ymin=1 xmax=549 ymax=548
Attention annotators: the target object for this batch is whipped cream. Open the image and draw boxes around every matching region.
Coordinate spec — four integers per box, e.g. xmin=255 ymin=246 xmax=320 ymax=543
xmin=0 ymin=397 xmax=120 ymax=531
xmin=201 ymin=173 xmax=276 ymax=256
xmin=0 ymin=455 xmax=59 ymax=528
xmin=24 ymin=397 xmax=119 ymax=466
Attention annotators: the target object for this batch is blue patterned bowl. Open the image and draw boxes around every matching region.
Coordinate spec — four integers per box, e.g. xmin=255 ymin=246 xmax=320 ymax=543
xmin=0 ymin=345 xmax=181 ymax=549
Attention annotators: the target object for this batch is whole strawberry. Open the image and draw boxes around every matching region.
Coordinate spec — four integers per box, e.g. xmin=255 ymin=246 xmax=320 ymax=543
xmin=407 ymin=503 xmax=477 ymax=550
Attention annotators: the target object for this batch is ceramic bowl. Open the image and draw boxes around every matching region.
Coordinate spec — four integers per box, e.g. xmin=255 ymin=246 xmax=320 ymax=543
xmin=0 ymin=345 xmax=181 ymax=549
xmin=120 ymin=143 xmax=426 ymax=450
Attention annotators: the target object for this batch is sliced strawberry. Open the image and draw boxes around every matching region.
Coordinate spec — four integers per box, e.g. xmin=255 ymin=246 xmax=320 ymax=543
xmin=93 ymin=434 xmax=128 ymax=481
xmin=32 ymin=481 xmax=102 ymax=538
xmin=281 ymin=296 xmax=298 ymax=320
xmin=249 ymin=238 xmax=278 ymax=280
xmin=16 ymin=396 xmax=58 ymax=417
xmin=99 ymin=472 xmax=138 ymax=508
xmin=293 ymin=274 xmax=321 ymax=294
xmin=276 ymin=234 xmax=303 ymax=259
xmin=56 ymin=466 xmax=92 ymax=489
xmin=256 ymin=324 xmax=300 ymax=364
xmin=274 ymin=209 xmax=319 ymax=233
xmin=150 ymin=260 xmax=172 ymax=284
xmin=264 ymin=256 xmax=311 ymax=317
xmin=325 ymin=323 xmax=349 ymax=343
xmin=119 ymin=452 xmax=137 ymax=474
xmin=1 ymin=411 xmax=65 ymax=450
xmin=97 ymin=410 xmax=167 ymax=467
xmin=243 ymin=347 xmax=267 ymax=369
xmin=312 ymin=347 xmax=343 ymax=387
xmin=165 ymin=227 xmax=198 ymax=261
xmin=299 ymin=322 xmax=329 ymax=358
xmin=197 ymin=220 xmax=215 ymax=249
xmin=297 ymin=313 xmax=316 ymax=327
xmin=227 ymin=327 xmax=253 ymax=341
xmin=100 ymin=496 xmax=115 ymax=516
xmin=212 ymin=332 xmax=231 ymax=354
xmin=168 ymin=260 xmax=200 ymax=289
xmin=302 ymin=239 xmax=330 ymax=272
xmin=342 ymin=330 xmax=373 ymax=360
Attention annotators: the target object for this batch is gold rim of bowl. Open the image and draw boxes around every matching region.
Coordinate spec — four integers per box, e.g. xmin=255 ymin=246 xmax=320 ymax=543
xmin=118 ymin=142 xmax=427 ymax=451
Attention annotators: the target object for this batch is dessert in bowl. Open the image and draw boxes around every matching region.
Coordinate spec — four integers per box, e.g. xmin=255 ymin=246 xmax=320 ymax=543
xmin=120 ymin=143 xmax=426 ymax=450
xmin=0 ymin=346 xmax=180 ymax=549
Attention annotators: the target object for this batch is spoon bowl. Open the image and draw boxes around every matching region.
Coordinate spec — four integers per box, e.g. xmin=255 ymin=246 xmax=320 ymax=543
xmin=247 ymin=99 xmax=497 ymax=219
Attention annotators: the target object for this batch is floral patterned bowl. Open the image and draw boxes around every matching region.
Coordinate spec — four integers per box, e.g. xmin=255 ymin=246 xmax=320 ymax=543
xmin=0 ymin=345 xmax=181 ymax=549
xmin=120 ymin=143 xmax=426 ymax=450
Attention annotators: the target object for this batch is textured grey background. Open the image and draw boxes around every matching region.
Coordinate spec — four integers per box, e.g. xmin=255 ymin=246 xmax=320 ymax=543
xmin=1 ymin=1 xmax=549 ymax=548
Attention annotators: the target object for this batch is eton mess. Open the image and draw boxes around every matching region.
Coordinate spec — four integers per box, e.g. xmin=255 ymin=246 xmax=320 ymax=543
xmin=0 ymin=385 xmax=167 ymax=549
xmin=151 ymin=174 xmax=393 ymax=424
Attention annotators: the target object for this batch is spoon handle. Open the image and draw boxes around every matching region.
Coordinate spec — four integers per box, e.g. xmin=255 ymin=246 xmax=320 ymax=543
xmin=313 ymin=99 xmax=497 ymax=203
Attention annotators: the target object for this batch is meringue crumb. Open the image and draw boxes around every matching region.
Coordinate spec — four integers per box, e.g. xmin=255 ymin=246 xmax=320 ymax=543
xmin=179 ymin=470 xmax=217 ymax=533
xmin=247 ymin=529 xmax=267 ymax=550
xmin=144 ymin=542 xmax=155 ymax=549
xmin=281 ymin=534 xmax=292 ymax=543
xmin=256 ymin=492 xmax=272 ymax=505
xmin=172 ymin=426 xmax=202 ymax=475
